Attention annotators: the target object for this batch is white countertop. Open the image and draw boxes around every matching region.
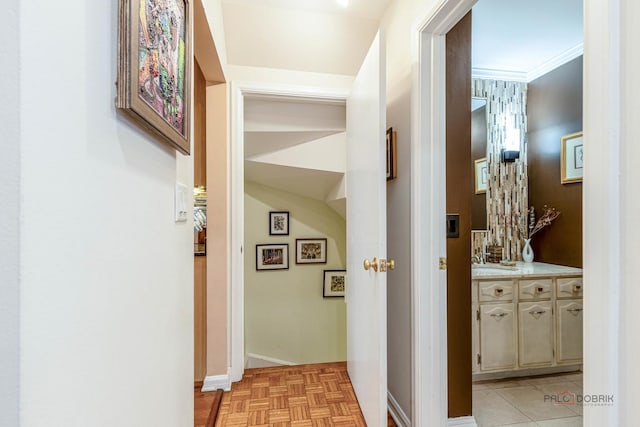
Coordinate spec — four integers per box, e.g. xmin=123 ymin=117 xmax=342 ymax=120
xmin=472 ymin=262 xmax=583 ymax=280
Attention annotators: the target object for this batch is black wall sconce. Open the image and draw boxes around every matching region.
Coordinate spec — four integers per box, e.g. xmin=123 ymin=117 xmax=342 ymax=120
xmin=501 ymin=148 xmax=520 ymax=163
xmin=501 ymin=127 xmax=521 ymax=163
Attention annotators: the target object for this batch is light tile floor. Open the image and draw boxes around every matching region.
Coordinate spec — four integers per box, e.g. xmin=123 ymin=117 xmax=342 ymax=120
xmin=473 ymin=372 xmax=583 ymax=427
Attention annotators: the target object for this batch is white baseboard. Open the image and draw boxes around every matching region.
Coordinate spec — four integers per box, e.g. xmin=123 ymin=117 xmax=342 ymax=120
xmin=245 ymin=353 xmax=296 ymax=369
xmin=448 ymin=416 xmax=478 ymax=426
xmin=387 ymin=391 xmax=411 ymax=427
xmin=202 ymin=373 xmax=231 ymax=392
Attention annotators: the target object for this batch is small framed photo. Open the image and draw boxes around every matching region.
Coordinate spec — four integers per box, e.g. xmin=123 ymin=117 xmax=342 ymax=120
xmin=256 ymin=244 xmax=289 ymax=271
xmin=323 ymin=270 xmax=346 ymax=297
xmin=561 ymin=131 xmax=584 ymax=184
xmin=474 ymin=157 xmax=488 ymax=194
xmin=386 ymin=127 xmax=397 ymax=181
xmin=296 ymin=238 xmax=327 ymax=264
xmin=269 ymin=211 xmax=290 ymax=235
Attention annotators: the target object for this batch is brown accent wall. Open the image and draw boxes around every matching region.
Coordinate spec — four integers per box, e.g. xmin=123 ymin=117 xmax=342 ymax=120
xmin=446 ymin=11 xmax=472 ymax=418
xmin=527 ymin=56 xmax=583 ymax=268
xmin=471 ymin=105 xmax=487 ymax=230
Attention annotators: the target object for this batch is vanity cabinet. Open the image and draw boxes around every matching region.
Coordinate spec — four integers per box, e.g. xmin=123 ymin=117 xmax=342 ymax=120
xmin=556 ymin=277 xmax=583 ymax=364
xmin=479 ymin=303 xmax=517 ymax=370
xmin=518 ymin=301 xmax=553 ymax=367
xmin=472 ymin=269 xmax=583 ymax=378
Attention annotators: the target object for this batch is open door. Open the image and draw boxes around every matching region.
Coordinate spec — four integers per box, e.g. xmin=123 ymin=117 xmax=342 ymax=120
xmin=346 ymin=31 xmax=387 ymax=426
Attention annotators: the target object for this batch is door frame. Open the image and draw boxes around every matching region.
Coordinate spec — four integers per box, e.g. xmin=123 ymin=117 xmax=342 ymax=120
xmin=228 ymin=82 xmax=350 ymax=383
xmin=412 ymin=0 xmax=620 ymax=426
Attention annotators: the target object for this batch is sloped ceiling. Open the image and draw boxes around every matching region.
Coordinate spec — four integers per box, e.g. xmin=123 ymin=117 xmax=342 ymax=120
xmin=244 ymin=97 xmax=347 ymax=218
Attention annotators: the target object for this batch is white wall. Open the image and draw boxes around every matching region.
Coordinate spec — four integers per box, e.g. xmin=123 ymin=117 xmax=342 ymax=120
xmin=0 ymin=1 xmax=20 ymax=425
xmin=18 ymin=1 xmax=194 ymax=426
xmin=379 ymin=0 xmax=442 ymax=417
xmin=244 ymin=182 xmax=347 ymax=364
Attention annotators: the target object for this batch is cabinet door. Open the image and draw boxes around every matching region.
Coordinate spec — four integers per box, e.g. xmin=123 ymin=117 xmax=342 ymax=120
xmin=480 ymin=304 xmax=517 ymax=371
xmin=472 ymin=304 xmax=479 ymax=373
xmin=518 ymin=301 xmax=553 ymax=367
xmin=556 ymin=300 xmax=583 ymax=363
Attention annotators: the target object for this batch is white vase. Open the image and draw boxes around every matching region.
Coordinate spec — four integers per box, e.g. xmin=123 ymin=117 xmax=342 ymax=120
xmin=522 ymin=238 xmax=534 ymax=263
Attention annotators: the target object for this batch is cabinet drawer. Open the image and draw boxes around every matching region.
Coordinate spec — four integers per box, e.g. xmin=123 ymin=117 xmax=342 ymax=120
xmin=519 ymin=278 xmax=553 ymax=300
xmin=557 ymin=277 xmax=583 ymax=298
xmin=479 ymin=280 xmax=514 ymax=302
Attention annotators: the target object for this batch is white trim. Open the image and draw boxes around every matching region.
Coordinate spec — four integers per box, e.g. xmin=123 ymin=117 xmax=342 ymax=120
xmin=473 ymin=365 xmax=581 ymax=382
xmin=387 ymin=391 xmax=411 ymax=427
xmin=472 ymin=68 xmax=527 ymax=82
xmin=411 ymin=2 xmax=478 ymax=426
xmin=447 ymin=416 xmax=478 ymax=426
xmin=582 ymin=0 xmax=621 ymax=425
xmin=229 ymin=82 xmax=349 ymax=387
xmin=245 ymin=353 xmax=297 ymax=368
xmin=527 ymin=42 xmax=583 ymax=82
xmin=202 ymin=373 xmax=231 ymax=392
xmin=472 ymin=42 xmax=584 ymax=83
xmin=229 ymin=81 xmax=245 ymax=383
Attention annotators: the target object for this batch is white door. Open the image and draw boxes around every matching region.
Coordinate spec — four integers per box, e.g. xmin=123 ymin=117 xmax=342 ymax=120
xmin=346 ymin=31 xmax=387 ymax=426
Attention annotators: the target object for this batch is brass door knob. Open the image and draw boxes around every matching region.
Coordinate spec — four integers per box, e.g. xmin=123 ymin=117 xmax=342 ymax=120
xmin=363 ymin=257 xmax=379 ymax=272
xmin=388 ymin=259 xmax=395 ymax=270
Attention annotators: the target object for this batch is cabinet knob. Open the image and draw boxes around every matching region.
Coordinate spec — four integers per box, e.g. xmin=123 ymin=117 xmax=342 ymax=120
xmin=494 ymin=288 xmax=504 ymax=296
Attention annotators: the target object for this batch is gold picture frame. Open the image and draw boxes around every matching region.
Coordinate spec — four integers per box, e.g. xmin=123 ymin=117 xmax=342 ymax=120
xmin=474 ymin=157 xmax=488 ymax=194
xmin=561 ymin=131 xmax=584 ymax=184
xmin=117 ymin=0 xmax=192 ymax=155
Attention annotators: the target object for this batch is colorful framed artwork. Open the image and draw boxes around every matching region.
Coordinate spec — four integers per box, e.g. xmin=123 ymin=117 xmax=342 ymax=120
xmin=474 ymin=157 xmax=488 ymax=194
xmin=386 ymin=127 xmax=397 ymax=181
xmin=117 ymin=0 xmax=192 ymax=154
xmin=323 ymin=270 xmax=346 ymax=298
xmin=296 ymin=238 xmax=327 ymax=264
xmin=256 ymin=244 xmax=289 ymax=271
xmin=269 ymin=211 xmax=289 ymax=235
xmin=561 ymin=131 xmax=584 ymax=184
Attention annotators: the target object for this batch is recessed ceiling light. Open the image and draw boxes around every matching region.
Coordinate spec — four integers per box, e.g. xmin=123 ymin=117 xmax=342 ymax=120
xmin=336 ymin=0 xmax=349 ymax=8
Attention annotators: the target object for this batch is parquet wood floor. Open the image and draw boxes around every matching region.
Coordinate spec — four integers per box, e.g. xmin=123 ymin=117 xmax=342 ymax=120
xmin=214 ymin=362 xmax=378 ymax=426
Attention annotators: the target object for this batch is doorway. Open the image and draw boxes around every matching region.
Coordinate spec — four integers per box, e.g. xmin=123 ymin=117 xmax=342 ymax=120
xmin=468 ymin=3 xmax=584 ymax=425
xmin=411 ymin=0 xmax=599 ymax=425
xmin=229 ymin=33 xmax=389 ymax=424
xmin=241 ymin=95 xmax=348 ymax=369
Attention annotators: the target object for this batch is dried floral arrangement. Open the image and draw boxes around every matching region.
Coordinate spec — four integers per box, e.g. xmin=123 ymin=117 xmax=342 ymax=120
xmin=525 ymin=205 xmax=561 ymax=239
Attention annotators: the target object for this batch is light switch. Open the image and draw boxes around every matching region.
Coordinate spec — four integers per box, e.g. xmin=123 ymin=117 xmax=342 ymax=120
xmin=175 ymin=183 xmax=188 ymax=222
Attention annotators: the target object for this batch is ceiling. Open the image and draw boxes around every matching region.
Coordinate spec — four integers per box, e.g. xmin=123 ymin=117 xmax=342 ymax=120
xmin=220 ymin=0 xmax=392 ymax=75
xmin=472 ymin=0 xmax=583 ymax=81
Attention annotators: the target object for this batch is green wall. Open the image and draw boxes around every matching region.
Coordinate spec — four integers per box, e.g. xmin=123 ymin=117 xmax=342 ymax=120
xmin=244 ymin=182 xmax=346 ymax=364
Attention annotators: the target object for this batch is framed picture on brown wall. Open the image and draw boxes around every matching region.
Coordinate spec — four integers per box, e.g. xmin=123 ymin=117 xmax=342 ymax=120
xmin=474 ymin=157 xmax=488 ymax=194
xmin=561 ymin=131 xmax=584 ymax=184
xmin=116 ymin=0 xmax=192 ymax=155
